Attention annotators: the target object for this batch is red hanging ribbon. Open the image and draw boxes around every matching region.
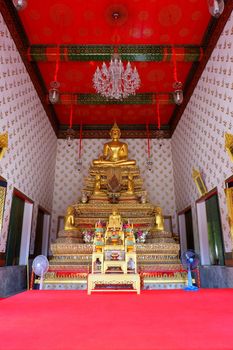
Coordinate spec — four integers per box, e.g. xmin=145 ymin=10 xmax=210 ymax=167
xmin=54 ymin=45 xmax=60 ymax=82
xmin=146 ymin=122 xmax=150 ymax=159
xmin=156 ymin=103 xmax=161 ymax=130
xmin=69 ymin=105 xmax=73 ymax=129
xmin=172 ymin=46 xmax=178 ymax=82
xmin=79 ymin=121 xmax=83 ymax=159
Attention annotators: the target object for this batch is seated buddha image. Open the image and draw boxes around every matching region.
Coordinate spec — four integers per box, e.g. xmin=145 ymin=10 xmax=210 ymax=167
xmin=93 ymin=123 xmax=136 ymax=167
xmin=108 ymin=209 xmax=122 ymax=229
xmin=154 ymin=207 xmax=165 ymax=231
xmin=64 ymin=206 xmax=76 ymax=231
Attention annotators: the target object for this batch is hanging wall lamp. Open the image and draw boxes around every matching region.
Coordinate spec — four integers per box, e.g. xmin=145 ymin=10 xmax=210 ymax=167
xmin=13 ymin=0 xmax=27 ymax=11
xmin=49 ymin=46 xmax=60 ymax=104
xmin=207 ymin=0 xmax=224 ymax=18
xmin=66 ymin=105 xmax=75 ymax=147
xmin=173 ymin=82 xmax=183 ymax=105
xmin=49 ymin=81 xmax=60 ymax=104
xmin=172 ymin=46 xmax=183 ymax=105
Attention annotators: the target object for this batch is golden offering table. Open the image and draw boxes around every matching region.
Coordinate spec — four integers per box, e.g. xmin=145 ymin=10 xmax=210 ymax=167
xmin=87 ymin=210 xmax=140 ymax=294
xmin=87 ymin=273 xmax=140 ymax=294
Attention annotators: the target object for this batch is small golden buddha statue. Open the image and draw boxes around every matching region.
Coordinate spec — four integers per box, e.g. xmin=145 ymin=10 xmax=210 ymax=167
xmin=64 ymin=206 xmax=76 ymax=231
xmin=93 ymin=123 xmax=136 ymax=167
xmin=126 ymin=174 xmax=134 ymax=194
xmin=93 ymin=174 xmax=102 ymax=195
xmin=154 ymin=207 xmax=165 ymax=231
xmin=108 ymin=209 xmax=122 ymax=229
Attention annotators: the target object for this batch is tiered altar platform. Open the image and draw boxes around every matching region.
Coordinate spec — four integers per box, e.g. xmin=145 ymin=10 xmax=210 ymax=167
xmin=40 ymin=124 xmax=187 ymax=290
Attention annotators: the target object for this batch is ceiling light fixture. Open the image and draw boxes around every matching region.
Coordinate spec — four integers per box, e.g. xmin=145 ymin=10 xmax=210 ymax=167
xmin=93 ymin=51 xmax=141 ymax=100
xmin=207 ymin=0 xmax=224 ymax=18
xmin=49 ymin=46 xmax=60 ymax=104
xmin=13 ymin=0 xmax=27 ymax=11
xmin=173 ymin=81 xmax=183 ymax=105
xmin=93 ymin=11 xmax=140 ymax=100
xmin=66 ymin=105 xmax=75 ymax=147
xmin=49 ymin=81 xmax=60 ymax=104
xmin=172 ymin=46 xmax=183 ymax=105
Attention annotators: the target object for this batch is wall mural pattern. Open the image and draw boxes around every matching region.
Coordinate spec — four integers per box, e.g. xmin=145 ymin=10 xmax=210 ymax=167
xmin=0 ymin=14 xmax=57 ymax=252
xmin=172 ymin=14 xmax=233 ymax=252
xmin=51 ymin=138 xmax=176 ymax=241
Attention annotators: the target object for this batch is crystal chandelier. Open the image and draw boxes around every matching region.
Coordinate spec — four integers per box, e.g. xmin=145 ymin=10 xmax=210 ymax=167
xmin=93 ymin=52 xmax=141 ymax=100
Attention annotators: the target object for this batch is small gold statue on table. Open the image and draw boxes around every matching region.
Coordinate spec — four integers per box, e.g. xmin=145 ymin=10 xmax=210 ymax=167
xmin=108 ymin=209 xmax=122 ymax=229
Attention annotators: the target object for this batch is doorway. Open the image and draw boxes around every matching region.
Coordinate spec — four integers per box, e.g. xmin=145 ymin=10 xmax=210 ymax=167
xmin=5 ymin=191 xmax=33 ymax=266
xmin=206 ymin=194 xmax=225 ymax=265
xmin=33 ymin=207 xmax=51 ymax=257
xmin=6 ymin=195 xmax=25 ymax=266
xmin=185 ymin=209 xmax=195 ymax=250
xmin=178 ymin=206 xmax=195 ymax=254
xmin=197 ymin=191 xmax=225 ymax=266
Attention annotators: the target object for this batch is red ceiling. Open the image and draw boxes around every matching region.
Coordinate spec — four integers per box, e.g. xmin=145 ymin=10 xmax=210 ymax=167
xmin=17 ymin=0 xmax=212 ymax=129
xmin=55 ymin=103 xmax=175 ymax=125
xmin=19 ymin=0 xmax=210 ymax=45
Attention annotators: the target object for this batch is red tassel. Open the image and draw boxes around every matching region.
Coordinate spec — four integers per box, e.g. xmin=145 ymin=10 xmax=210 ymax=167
xmin=172 ymin=46 xmax=178 ymax=82
xmin=54 ymin=46 xmax=60 ymax=81
xmin=146 ymin=123 xmax=150 ymax=158
xmin=69 ymin=105 xmax=73 ymax=129
xmin=79 ymin=121 xmax=83 ymax=159
xmin=157 ymin=103 xmax=161 ymax=130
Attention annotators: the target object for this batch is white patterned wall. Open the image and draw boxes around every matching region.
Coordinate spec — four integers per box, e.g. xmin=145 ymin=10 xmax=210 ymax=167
xmin=51 ymin=138 xmax=176 ymax=241
xmin=0 ymin=14 xmax=57 ymax=252
xmin=172 ymin=14 xmax=233 ymax=252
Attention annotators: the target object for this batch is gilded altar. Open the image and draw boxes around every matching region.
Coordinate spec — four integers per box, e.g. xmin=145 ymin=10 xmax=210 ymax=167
xmin=43 ymin=123 xmax=185 ymax=291
xmin=87 ymin=211 xmax=140 ymax=294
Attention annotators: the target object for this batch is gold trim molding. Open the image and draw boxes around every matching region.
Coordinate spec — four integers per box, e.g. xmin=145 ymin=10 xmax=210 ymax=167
xmin=192 ymin=168 xmax=207 ymax=197
xmin=0 ymin=133 xmax=8 ymax=160
xmin=225 ymin=187 xmax=233 ymax=244
xmin=225 ymin=133 xmax=233 ymax=162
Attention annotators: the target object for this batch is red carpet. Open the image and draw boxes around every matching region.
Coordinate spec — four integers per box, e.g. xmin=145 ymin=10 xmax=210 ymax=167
xmin=0 ymin=289 xmax=233 ymax=350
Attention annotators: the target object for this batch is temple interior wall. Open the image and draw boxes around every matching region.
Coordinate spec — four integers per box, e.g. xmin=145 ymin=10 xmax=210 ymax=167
xmin=0 ymin=14 xmax=57 ymax=253
xmin=171 ymin=13 xmax=233 ymax=253
xmin=50 ymin=138 xmax=177 ymax=242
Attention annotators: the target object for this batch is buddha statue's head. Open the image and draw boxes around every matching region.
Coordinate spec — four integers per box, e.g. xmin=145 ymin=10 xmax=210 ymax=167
xmin=110 ymin=123 xmax=121 ymax=140
xmin=67 ymin=206 xmax=74 ymax=215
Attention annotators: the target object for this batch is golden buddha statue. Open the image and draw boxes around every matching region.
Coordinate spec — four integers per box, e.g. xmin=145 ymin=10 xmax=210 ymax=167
xmin=64 ymin=206 xmax=76 ymax=231
xmin=126 ymin=174 xmax=134 ymax=194
xmin=108 ymin=209 xmax=122 ymax=229
xmin=154 ymin=207 xmax=165 ymax=231
xmin=93 ymin=174 xmax=101 ymax=195
xmin=93 ymin=123 xmax=136 ymax=167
